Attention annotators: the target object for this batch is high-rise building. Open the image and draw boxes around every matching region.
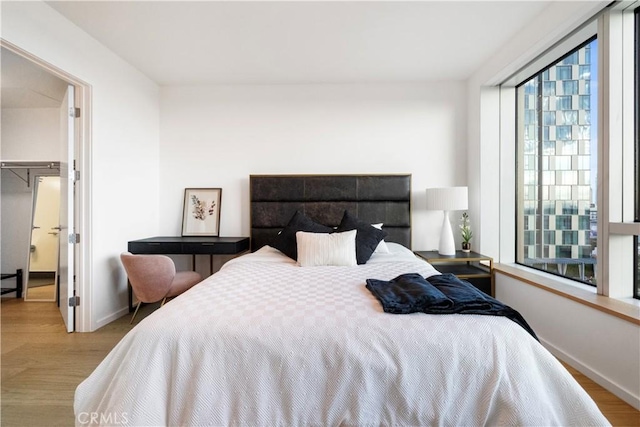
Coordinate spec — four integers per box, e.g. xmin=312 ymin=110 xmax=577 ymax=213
xmin=520 ymin=40 xmax=597 ymax=282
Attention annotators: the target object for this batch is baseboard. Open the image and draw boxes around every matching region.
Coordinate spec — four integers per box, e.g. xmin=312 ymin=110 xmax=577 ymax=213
xmin=541 ymin=338 xmax=640 ymax=410
xmin=94 ymin=306 xmax=129 ymax=331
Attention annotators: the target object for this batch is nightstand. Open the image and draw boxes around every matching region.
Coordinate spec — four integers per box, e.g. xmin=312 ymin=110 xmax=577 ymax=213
xmin=414 ymin=250 xmax=494 ymax=296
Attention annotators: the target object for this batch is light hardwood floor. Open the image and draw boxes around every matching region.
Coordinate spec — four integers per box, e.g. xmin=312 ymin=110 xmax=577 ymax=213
xmin=1 ymin=297 xmax=639 ymax=426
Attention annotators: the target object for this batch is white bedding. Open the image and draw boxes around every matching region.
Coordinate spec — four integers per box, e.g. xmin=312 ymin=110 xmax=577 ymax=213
xmin=75 ymin=244 xmax=609 ymax=426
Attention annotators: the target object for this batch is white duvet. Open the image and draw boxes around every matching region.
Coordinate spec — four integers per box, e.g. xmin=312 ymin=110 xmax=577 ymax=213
xmin=75 ymin=244 xmax=609 ymax=426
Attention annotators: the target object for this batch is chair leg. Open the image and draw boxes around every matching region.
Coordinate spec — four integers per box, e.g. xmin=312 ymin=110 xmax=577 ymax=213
xmin=130 ymin=301 xmax=142 ymax=324
xmin=161 ymin=297 xmax=167 ymax=306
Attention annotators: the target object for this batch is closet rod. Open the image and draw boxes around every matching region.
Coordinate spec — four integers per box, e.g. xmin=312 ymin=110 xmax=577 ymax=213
xmin=1 ymin=161 xmax=60 ymax=170
xmin=1 ymin=162 xmax=61 ymax=187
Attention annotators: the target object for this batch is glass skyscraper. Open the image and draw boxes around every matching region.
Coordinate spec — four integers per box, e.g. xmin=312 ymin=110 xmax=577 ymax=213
xmin=519 ymin=39 xmax=597 ymax=284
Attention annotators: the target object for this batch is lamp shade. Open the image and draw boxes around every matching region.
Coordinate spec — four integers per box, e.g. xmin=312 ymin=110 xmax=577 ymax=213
xmin=425 ymin=187 xmax=468 ymax=211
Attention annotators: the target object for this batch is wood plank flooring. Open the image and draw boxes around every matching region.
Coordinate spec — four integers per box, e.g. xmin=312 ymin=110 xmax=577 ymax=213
xmin=2 ymin=297 xmax=639 ymax=426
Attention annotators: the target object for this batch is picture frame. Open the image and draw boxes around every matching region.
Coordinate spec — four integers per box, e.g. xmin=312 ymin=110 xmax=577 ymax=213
xmin=181 ymin=188 xmax=222 ymax=236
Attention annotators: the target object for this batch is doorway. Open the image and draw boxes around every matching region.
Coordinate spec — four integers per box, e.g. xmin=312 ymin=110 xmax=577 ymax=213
xmin=24 ymin=175 xmax=61 ymax=302
xmin=0 ymin=42 xmax=89 ymax=332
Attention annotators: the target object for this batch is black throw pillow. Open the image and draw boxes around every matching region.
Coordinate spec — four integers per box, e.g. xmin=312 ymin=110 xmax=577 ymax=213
xmin=336 ymin=210 xmax=387 ymax=264
xmin=272 ymin=210 xmax=332 ymax=260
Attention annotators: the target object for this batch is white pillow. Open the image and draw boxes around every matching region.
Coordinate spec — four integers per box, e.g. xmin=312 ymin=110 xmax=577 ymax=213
xmin=296 ymin=230 xmax=357 ymax=267
xmin=372 ymin=223 xmax=391 ymax=254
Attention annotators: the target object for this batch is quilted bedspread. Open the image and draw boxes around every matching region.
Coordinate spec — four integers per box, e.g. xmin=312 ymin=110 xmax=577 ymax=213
xmin=74 ymin=245 xmax=609 ymax=426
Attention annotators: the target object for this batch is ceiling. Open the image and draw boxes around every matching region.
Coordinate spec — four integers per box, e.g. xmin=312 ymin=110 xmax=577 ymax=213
xmin=46 ymin=1 xmax=556 ymax=86
xmin=1 ymin=48 xmax=68 ymax=108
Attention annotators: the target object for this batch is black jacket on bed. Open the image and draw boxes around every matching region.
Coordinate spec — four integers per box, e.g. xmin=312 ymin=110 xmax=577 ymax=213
xmin=365 ymin=273 xmax=538 ymax=340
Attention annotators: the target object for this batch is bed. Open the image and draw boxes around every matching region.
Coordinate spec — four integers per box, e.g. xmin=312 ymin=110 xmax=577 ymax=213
xmin=74 ymin=174 xmax=609 ymax=426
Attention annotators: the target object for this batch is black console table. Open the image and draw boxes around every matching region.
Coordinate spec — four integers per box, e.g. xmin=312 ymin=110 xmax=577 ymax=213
xmin=1 ymin=269 xmax=23 ymax=298
xmin=126 ymin=236 xmax=250 ymax=312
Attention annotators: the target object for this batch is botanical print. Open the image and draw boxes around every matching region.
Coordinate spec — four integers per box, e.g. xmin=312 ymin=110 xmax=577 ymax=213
xmin=191 ymin=195 xmax=216 ymax=221
xmin=182 ymin=188 xmax=222 ymax=236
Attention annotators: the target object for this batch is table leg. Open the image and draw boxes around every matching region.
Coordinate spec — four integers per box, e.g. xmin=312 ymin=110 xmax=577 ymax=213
xmin=16 ymin=269 xmax=23 ymax=299
xmin=128 ymin=280 xmax=134 ymax=313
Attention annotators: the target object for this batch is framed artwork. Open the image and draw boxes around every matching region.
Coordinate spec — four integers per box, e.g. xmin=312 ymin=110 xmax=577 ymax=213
xmin=181 ymin=188 xmax=222 ymax=236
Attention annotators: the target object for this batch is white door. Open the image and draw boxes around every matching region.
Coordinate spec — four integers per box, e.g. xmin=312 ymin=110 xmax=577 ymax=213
xmin=59 ymin=85 xmax=75 ymax=333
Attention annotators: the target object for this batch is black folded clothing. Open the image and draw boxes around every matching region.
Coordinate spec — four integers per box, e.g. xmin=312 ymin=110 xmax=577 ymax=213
xmin=365 ymin=273 xmax=453 ymax=314
xmin=423 ymin=273 xmax=493 ymax=313
xmin=365 ymin=272 xmax=538 ymax=340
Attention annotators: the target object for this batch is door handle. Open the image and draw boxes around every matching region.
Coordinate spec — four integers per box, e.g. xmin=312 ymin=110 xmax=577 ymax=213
xmin=51 ymin=226 xmax=62 ymax=230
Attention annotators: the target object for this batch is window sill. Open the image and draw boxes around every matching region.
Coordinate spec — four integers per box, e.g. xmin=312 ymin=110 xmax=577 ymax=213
xmin=494 ymin=263 xmax=640 ymax=325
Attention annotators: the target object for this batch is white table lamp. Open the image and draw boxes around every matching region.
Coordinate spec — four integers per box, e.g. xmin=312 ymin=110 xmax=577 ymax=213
xmin=425 ymin=186 xmax=468 ymax=255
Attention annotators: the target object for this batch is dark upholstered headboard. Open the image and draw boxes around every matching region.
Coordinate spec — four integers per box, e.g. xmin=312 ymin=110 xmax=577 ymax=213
xmin=250 ymin=174 xmax=411 ymax=252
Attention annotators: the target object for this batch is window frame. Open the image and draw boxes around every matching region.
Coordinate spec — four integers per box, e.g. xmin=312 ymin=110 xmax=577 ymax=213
xmin=602 ymin=2 xmax=640 ymax=299
xmin=634 ymin=6 xmax=640 ymax=299
xmin=502 ymin=2 xmax=640 ymax=300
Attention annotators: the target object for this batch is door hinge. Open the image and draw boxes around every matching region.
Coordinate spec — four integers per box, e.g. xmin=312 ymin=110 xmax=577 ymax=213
xmin=69 ymin=233 xmax=80 ymax=244
xmin=69 ymin=296 xmax=80 ymax=307
xmin=74 ymin=170 xmax=80 ymax=181
xmin=72 ymin=107 xmax=81 ymax=118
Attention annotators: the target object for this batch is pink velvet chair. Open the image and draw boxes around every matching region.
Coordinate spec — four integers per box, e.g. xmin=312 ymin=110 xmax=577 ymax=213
xmin=121 ymin=252 xmax=203 ymax=324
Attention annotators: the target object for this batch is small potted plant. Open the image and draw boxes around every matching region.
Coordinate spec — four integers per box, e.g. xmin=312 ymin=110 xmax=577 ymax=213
xmin=460 ymin=212 xmax=472 ymax=252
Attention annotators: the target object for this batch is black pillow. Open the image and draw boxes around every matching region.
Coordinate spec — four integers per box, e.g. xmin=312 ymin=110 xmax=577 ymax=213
xmin=272 ymin=211 xmax=332 ymax=260
xmin=336 ymin=210 xmax=387 ymax=264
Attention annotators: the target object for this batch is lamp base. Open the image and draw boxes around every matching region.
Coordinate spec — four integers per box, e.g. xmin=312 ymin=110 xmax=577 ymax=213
xmin=438 ymin=211 xmax=456 ymax=256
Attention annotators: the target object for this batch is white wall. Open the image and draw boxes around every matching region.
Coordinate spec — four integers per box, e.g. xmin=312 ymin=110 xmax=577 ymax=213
xmin=1 ymin=1 xmax=160 ymax=330
xmin=1 ymin=107 xmax=60 ymax=288
xmin=496 ymin=274 xmax=640 ymax=409
xmin=467 ymin=0 xmax=639 ymax=409
xmin=1 ymin=108 xmax=61 ymax=159
xmin=160 ymin=83 xmax=468 ymax=259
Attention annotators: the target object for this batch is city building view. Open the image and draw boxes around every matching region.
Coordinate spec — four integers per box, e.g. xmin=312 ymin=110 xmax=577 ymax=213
xmin=518 ymin=39 xmax=598 ymax=285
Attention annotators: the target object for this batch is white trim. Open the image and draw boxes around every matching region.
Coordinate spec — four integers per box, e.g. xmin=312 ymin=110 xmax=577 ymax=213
xmin=1 ymin=39 xmax=93 ymax=332
xmin=95 ymin=306 xmax=130 ymax=331
xmin=541 ymin=338 xmax=640 ymax=410
xmin=598 ymin=12 xmax=612 ymax=296
xmin=598 ymin=8 xmax=636 ymax=298
xmin=499 ymin=86 xmax=516 ymax=264
xmin=621 ymin=5 xmax=637 ymax=221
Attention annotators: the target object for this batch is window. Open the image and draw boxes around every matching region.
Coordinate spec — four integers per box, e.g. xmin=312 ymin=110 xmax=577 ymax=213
xmin=556 ymin=65 xmax=573 ymax=80
xmin=543 ymin=81 xmax=556 ymax=96
xmin=579 ymin=95 xmax=591 ymax=110
xmin=579 ymin=215 xmax=590 ymax=229
xmin=556 ymin=215 xmax=573 ymax=230
xmin=507 ymin=4 xmax=640 ymax=298
xmin=557 ymin=95 xmax=573 ymax=110
xmin=557 ymin=125 xmax=572 ymax=140
xmin=563 ymin=81 xmax=578 ymax=95
xmin=563 ymin=231 xmax=579 ymax=245
xmin=562 ymin=202 xmax=578 ymax=214
xmin=560 ymin=111 xmax=578 ymax=125
xmin=544 ymin=230 xmax=556 ymax=244
xmin=579 ymin=65 xmax=591 ymax=79
xmin=517 ymin=38 xmax=597 ymax=285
